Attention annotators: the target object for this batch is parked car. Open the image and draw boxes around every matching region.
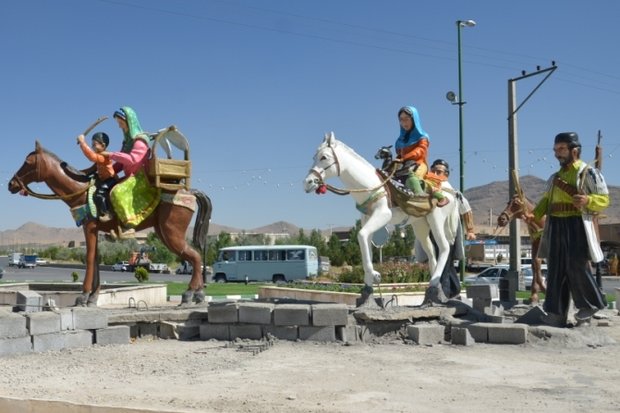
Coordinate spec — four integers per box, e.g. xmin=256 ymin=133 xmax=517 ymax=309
xmin=35 ymin=258 xmax=48 ymax=265
xmin=112 ymin=261 xmax=129 ymax=272
xmin=0 ymin=267 xmax=4 ymax=279
xmin=464 ymin=265 xmax=509 ymax=286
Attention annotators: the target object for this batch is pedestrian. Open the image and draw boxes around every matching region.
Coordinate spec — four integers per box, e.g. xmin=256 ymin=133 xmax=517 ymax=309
xmin=528 ymin=132 xmax=609 ymax=326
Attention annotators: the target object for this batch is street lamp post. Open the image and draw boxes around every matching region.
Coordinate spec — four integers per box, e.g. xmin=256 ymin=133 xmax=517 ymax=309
xmin=456 ymin=19 xmax=475 ymax=194
xmin=447 ymin=19 xmax=475 ymax=281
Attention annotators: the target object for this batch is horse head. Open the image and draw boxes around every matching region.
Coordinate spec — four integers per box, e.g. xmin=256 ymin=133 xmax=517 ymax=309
xmin=303 ymin=132 xmax=341 ymax=193
xmin=8 ymin=141 xmax=87 ymax=203
xmin=8 ymin=141 xmax=47 ymax=194
xmin=374 ymin=145 xmax=393 ymax=170
xmin=497 ymin=195 xmax=528 ymax=227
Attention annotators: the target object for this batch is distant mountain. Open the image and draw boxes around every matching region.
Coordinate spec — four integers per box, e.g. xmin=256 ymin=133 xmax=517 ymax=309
xmin=2 ymin=176 xmax=619 ymax=247
xmin=465 ymin=175 xmax=620 ymax=227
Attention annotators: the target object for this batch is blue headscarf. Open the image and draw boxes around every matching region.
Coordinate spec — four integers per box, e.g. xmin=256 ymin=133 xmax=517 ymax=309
xmin=394 ymin=105 xmax=429 ymax=151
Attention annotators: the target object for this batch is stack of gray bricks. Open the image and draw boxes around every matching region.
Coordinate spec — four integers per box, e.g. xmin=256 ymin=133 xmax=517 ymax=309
xmin=199 ymin=302 xmax=354 ymax=342
xmin=0 ymin=291 xmax=130 ymax=357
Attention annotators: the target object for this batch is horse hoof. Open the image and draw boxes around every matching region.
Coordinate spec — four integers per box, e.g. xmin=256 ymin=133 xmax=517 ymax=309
xmin=180 ymin=290 xmax=194 ymax=304
xmin=193 ymin=289 xmax=206 ymax=304
xmin=74 ymin=292 xmax=90 ymax=307
xmin=423 ymin=286 xmax=448 ymax=306
xmin=87 ymin=292 xmax=99 ymax=307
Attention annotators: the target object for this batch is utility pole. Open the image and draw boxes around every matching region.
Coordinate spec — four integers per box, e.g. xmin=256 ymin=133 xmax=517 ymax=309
xmin=506 ymin=63 xmax=557 ymax=301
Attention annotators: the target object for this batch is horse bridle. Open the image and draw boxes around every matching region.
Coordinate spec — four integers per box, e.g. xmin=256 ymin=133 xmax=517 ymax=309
xmin=308 ymin=144 xmax=341 ymax=184
xmin=12 ymin=151 xmax=91 ymax=201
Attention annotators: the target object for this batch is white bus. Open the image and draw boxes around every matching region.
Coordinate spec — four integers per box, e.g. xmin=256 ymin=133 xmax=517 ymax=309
xmin=212 ymin=245 xmax=319 ymax=283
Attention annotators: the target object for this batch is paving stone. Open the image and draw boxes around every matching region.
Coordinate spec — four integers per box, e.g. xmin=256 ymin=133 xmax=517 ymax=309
xmin=407 ymin=324 xmax=445 ymax=345
xmin=262 ymin=325 xmax=298 ymax=341
xmin=95 ymin=325 xmax=131 ymax=346
xmin=26 ymin=312 xmax=61 ymax=335
xmin=72 ymin=308 xmax=108 ymax=330
xmin=16 ymin=291 xmax=42 ymax=313
xmin=273 ymin=304 xmax=310 ymax=326
xmin=299 ymin=326 xmax=336 ymax=342
xmin=0 ymin=336 xmax=32 ymax=356
xmin=238 ymin=302 xmax=274 ymax=325
xmin=311 ymin=304 xmax=348 ymax=326
xmin=207 ymin=302 xmax=239 ymax=324
xmin=230 ymin=324 xmax=263 ymax=340
xmin=199 ymin=323 xmax=230 ymax=341
xmin=0 ymin=312 xmax=28 ymax=339
xmin=451 ymin=327 xmax=475 ymax=346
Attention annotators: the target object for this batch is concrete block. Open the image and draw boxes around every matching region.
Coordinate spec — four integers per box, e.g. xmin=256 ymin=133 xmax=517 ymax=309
xmin=72 ymin=308 xmax=108 ymax=330
xmin=311 ymin=304 xmax=348 ymax=326
xmin=199 ymin=323 xmax=230 ymax=341
xmin=273 ymin=304 xmax=310 ymax=326
xmin=466 ymin=284 xmax=498 ymax=299
xmin=0 ymin=336 xmax=32 ymax=356
xmin=32 ymin=330 xmax=93 ymax=352
xmin=136 ymin=323 xmax=158 ymax=339
xmin=0 ymin=312 xmax=28 ymax=339
xmin=299 ymin=326 xmax=336 ymax=342
xmin=95 ymin=326 xmax=131 ymax=346
xmin=57 ymin=308 xmax=75 ymax=331
xmin=238 ymin=302 xmax=274 ymax=325
xmin=472 ymin=298 xmax=492 ymax=312
xmin=159 ymin=321 xmax=201 ymax=340
xmin=487 ymin=323 xmax=528 ymax=344
xmin=451 ymin=327 xmax=475 ymax=346
xmin=407 ymin=324 xmax=445 ymax=345
xmin=26 ymin=312 xmax=61 ymax=335
xmin=466 ymin=323 xmax=490 ymax=343
xmin=336 ymin=325 xmax=361 ymax=343
xmin=230 ymin=324 xmax=263 ymax=340
xmin=207 ymin=302 xmax=239 ymax=324
xmin=262 ymin=325 xmax=298 ymax=341
xmin=16 ymin=291 xmax=43 ymax=313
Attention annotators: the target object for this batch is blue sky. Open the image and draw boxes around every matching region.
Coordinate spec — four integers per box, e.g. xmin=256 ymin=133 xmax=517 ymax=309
xmin=1 ymin=0 xmax=619 ymax=232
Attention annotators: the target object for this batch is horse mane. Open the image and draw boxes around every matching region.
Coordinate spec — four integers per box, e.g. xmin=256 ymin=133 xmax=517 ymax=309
xmin=39 ymin=145 xmax=89 ymax=182
xmin=327 ymin=137 xmax=376 ymax=170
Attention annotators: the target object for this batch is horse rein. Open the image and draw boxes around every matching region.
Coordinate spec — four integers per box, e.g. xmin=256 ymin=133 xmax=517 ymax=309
xmin=309 ymin=144 xmax=396 ymax=196
xmin=12 ymin=153 xmax=92 ymax=201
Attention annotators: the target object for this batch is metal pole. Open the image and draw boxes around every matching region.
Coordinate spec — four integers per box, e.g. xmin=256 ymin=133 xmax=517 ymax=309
xmin=457 ymin=22 xmax=465 ymax=194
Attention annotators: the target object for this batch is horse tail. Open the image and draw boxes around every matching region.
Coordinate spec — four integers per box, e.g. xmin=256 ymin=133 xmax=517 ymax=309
xmin=191 ymin=189 xmax=212 ymax=253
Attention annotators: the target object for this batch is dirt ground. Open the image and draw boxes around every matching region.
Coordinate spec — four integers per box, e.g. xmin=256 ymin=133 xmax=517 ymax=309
xmin=1 ymin=310 xmax=620 ymax=413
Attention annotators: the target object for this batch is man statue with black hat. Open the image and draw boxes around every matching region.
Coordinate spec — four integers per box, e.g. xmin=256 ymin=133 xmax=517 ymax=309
xmin=526 ymin=131 xmax=609 ymax=326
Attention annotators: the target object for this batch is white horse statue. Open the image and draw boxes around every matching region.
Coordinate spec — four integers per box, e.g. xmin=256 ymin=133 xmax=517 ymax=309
xmin=303 ymin=132 xmax=460 ymax=306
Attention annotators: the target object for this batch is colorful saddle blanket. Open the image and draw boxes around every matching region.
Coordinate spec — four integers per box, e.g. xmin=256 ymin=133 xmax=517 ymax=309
xmin=110 ymin=169 xmax=161 ymax=227
xmin=377 ymin=169 xmax=437 ymax=217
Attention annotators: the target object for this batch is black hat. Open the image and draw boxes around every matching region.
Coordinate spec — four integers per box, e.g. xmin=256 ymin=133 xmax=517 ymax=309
xmin=92 ymin=132 xmax=109 ymax=148
xmin=431 ymin=159 xmax=450 ymax=171
xmin=554 ymin=132 xmax=581 ymax=147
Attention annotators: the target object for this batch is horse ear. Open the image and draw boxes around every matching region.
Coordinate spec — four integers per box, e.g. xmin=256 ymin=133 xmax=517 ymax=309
xmin=326 ymin=131 xmax=335 ymax=145
xmin=35 ymin=140 xmax=42 ymax=152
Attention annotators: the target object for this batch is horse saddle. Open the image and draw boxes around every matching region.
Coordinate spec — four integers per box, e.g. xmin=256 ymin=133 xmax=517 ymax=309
xmin=376 ymin=169 xmax=437 ymax=217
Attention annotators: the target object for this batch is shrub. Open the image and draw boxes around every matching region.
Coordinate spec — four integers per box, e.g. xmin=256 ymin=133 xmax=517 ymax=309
xmin=335 ymin=262 xmax=430 ymax=284
xmin=71 ymin=271 xmax=79 ymax=282
xmin=134 ymin=267 xmax=149 ymax=283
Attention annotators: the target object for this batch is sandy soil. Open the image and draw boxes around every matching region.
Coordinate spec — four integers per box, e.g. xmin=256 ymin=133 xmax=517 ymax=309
xmin=1 ymin=311 xmax=619 ymax=413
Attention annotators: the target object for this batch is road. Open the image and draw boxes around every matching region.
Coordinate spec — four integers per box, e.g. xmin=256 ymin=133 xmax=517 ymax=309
xmin=1 ymin=256 xmax=619 ymax=296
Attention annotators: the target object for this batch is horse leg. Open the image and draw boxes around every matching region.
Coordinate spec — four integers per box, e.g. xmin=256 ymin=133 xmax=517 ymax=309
xmin=77 ymin=222 xmax=100 ymax=307
xmin=529 ymin=239 xmax=546 ymax=303
xmin=155 ymin=204 xmax=205 ymax=304
xmin=357 ymin=204 xmax=391 ymax=307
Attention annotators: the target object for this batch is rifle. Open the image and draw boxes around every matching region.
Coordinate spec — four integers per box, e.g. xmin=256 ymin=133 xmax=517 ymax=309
xmin=594 ymin=130 xmax=603 ymax=171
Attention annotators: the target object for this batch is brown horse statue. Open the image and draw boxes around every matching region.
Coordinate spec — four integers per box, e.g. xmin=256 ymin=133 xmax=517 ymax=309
xmin=497 ymin=195 xmax=546 ymax=303
xmin=8 ymin=141 xmax=212 ymax=306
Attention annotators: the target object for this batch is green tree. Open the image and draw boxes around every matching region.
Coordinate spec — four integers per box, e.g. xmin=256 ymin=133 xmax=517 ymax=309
xmin=145 ymin=232 xmax=176 ymax=264
xmin=326 ymin=233 xmax=345 ymax=266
